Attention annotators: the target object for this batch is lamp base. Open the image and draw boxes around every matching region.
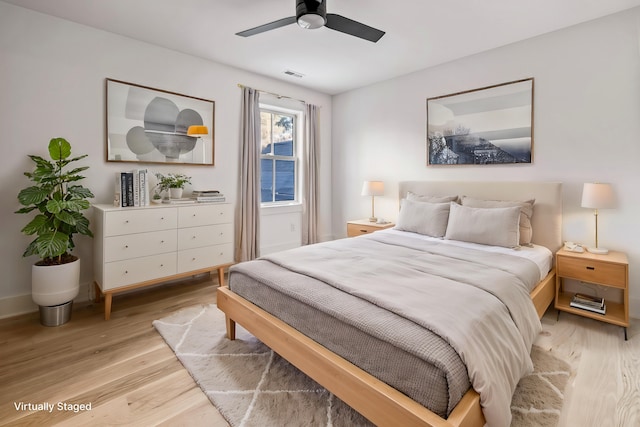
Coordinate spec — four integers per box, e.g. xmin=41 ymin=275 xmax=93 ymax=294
xmin=586 ymin=246 xmax=609 ymax=255
xmin=368 ymin=217 xmax=377 ymax=222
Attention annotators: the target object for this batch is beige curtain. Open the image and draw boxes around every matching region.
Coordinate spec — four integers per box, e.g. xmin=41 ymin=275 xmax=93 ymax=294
xmin=236 ymin=87 xmax=261 ymax=261
xmin=302 ymin=104 xmax=320 ymax=245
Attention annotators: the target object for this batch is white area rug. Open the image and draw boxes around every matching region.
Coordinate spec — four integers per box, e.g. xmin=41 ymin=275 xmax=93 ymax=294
xmin=153 ymin=304 xmax=570 ymax=427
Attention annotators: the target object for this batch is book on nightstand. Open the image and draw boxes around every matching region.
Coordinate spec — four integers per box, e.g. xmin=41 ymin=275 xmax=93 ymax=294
xmin=570 ymin=293 xmax=606 ymax=315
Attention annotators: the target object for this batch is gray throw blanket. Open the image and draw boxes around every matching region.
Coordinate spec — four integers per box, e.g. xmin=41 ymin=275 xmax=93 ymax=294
xmin=262 ymin=232 xmax=542 ymax=427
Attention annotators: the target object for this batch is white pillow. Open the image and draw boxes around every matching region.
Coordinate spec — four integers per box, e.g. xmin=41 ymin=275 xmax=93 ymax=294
xmin=445 ymin=203 xmax=521 ymax=248
xmin=395 ymin=199 xmax=450 ymax=238
xmin=407 ymin=192 xmax=458 ymax=204
xmin=460 ymin=196 xmax=534 ymax=245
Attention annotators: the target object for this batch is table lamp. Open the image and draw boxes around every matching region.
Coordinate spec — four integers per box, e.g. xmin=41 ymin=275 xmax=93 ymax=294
xmin=361 ymin=181 xmax=384 ymax=222
xmin=581 ymin=182 xmax=615 ymax=254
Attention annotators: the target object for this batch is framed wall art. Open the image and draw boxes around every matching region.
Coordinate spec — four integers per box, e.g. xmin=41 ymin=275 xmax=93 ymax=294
xmin=105 ymin=79 xmax=215 ymax=165
xmin=426 ymin=78 xmax=533 ymax=166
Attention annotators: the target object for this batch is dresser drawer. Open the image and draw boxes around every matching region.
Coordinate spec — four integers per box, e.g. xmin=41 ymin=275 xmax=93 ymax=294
xmin=104 ymin=230 xmax=177 ymax=262
xmin=104 ymin=208 xmax=177 ymax=236
xmin=177 ymin=223 xmax=233 ymax=251
xmin=178 ymin=204 xmax=233 ymax=228
xmin=177 ymin=243 xmax=233 ymax=273
xmin=557 ymin=255 xmax=627 ymax=288
xmin=103 ymin=253 xmax=177 ymax=290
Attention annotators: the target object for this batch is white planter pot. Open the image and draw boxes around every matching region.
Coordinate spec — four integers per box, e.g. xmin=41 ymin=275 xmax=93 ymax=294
xmin=32 ymin=258 xmax=80 ymax=307
xmin=169 ymin=188 xmax=183 ymax=199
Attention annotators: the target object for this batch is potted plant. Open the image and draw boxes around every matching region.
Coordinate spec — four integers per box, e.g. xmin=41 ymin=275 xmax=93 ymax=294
xmin=151 ymin=190 xmax=163 ymax=203
xmin=15 ymin=137 xmax=94 ymax=326
xmin=155 ymin=172 xmax=191 ymax=199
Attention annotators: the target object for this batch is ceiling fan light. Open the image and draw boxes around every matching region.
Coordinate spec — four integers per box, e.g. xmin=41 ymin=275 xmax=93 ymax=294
xmin=297 ymin=13 xmax=325 ymax=29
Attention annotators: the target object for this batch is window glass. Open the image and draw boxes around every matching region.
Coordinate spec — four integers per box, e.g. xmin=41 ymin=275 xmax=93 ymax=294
xmin=275 ymin=159 xmax=295 ymax=201
xmin=260 ymin=108 xmax=297 ymax=204
xmin=260 ymin=158 xmax=274 ymax=202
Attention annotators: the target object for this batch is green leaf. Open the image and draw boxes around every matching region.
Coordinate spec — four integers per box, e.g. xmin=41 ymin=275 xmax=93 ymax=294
xmin=46 ymin=199 xmax=65 ymax=214
xmin=67 ymin=185 xmax=94 ymax=199
xmin=14 ymin=206 xmax=37 ymax=214
xmin=18 ymin=186 xmax=50 ymax=206
xmin=73 ymin=214 xmax=93 ymax=237
xmin=48 ymin=138 xmax=71 ymax=161
xmin=21 ymin=214 xmax=52 ymax=235
xmin=55 ymin=209 xmax=76 ymax=226
xmin=22 ymin=240 xmax=39 ymax=258
xmin=64 ymin=199 xmax=90 ymax=212
xmin=34 ymin=231 xmax=69 ymax=258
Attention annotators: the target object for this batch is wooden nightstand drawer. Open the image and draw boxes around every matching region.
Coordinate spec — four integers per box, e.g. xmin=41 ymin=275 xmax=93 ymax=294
xmin=347 ymin=223 xmax=377 ymax=236
xmin=557 ymin=255 xmax=626 ymax=288
xmin=346 ymin=220 xmax=395 ymax=237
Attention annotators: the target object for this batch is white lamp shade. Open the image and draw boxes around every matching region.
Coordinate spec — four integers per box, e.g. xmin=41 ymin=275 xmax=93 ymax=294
xmin=361 ymin=181 xmax=384 ymax=197
xmin=581 ymin=183 xmax=615 ymax=209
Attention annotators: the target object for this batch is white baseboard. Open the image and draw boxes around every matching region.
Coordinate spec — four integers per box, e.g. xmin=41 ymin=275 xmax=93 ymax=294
xmin=0 ymin=281 xmax=92 ymax=320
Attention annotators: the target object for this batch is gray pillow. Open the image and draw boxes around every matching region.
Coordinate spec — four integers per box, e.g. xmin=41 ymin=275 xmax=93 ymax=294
xmin=395 ymin=199 xmax=450 ymax=237
xmin=407 ymin=192 xmax=459 ymax=204
xmin=445 ymin=203 xmax=521 ymax=248
xmin=460 ymin=196 xmax=534 ymax=245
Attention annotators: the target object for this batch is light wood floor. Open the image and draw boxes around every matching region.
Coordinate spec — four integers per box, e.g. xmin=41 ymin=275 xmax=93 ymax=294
xmin=0 ymin=275 xmax=638 ymax=427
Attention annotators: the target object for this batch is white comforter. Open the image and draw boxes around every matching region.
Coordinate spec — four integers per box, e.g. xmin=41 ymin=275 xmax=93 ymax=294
xmin=263 ymin=231 xmax=543 ymax=427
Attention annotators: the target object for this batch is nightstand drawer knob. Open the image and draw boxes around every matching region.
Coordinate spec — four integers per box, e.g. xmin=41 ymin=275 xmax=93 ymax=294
xmin=586 ymin=266 xmax=595 ymax=270
xmin=360 ymin=229 xmax=368 ymax=233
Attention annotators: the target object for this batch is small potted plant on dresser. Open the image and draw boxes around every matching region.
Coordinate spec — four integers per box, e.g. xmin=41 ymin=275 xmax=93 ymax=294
xmin=15 ymin=137 xmax=94 ymax=326
xmin=155 ymin=172 xmax=191 ymax=199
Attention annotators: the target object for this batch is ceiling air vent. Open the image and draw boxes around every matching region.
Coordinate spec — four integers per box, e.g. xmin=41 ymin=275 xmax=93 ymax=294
xmin=284 ymin=70 xmax=304 ymax=78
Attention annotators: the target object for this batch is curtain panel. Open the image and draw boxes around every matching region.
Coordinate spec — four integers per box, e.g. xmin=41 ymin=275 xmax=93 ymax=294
xmin=236 ymin=87 xmax=261 ymax=262
xmin=302 ymin=103 xmax=320 ymax=245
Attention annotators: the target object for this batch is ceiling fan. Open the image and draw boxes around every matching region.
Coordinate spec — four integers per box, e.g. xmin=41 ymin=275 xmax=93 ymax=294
xmin=236 ymin=0 xmax=385 ymax=43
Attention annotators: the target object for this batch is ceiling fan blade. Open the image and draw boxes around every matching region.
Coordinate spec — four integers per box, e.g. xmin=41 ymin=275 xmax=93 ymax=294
xmin=236 ymin=16 xmax=297 ymax=37
xmin=325 ymin=13 xmax=385 ymax=42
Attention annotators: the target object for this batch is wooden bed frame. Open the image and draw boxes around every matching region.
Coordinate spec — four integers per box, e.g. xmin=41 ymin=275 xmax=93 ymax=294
xmin=217 ymin=181 xmax=562 ymax=427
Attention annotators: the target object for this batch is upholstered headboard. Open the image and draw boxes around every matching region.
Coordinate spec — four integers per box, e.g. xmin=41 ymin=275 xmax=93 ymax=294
xmin=398 ymin=181 xmax=563 ymax=253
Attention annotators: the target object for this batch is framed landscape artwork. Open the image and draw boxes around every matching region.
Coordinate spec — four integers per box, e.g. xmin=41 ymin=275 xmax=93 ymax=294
xmin=427 ymin=78 xmax=534 ymax=166
xmin=106 ymin=79 xmax=215 ymax=165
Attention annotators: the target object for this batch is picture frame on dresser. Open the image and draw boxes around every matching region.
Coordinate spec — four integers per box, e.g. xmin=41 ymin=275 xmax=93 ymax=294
xmin=426 ymin=78 xmax=534 ymax=166
xmin=105 ymin=78 xmax=215 ymax=165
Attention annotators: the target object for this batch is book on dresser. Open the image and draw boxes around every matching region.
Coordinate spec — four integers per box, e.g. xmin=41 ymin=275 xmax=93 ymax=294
xmin=570 ymin=293 xmax=606 ymax=314
xmin=162 ymin=198 xmax=197 ymax=204
xmin=191 ymin=190 xmax=225 ymax=203
xmin=115 ymin=169 xmax=150 ymax=207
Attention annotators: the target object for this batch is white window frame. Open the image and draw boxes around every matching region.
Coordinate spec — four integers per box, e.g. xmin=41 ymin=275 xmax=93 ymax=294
xmin=259 ymin=104 xmax=303 ymax=207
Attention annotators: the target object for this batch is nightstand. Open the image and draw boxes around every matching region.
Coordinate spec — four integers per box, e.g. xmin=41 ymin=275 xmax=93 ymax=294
xmin=555 ymin=248 xmax=629 ymax=339
xmin=347 ymin=219 xmax=395 ymax=237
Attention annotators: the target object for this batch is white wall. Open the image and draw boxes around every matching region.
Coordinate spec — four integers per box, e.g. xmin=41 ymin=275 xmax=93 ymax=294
xmin=0 ymin=2 xmax=332 ymax=318
xmin=332 ymin=9 xmax=640 ymax=317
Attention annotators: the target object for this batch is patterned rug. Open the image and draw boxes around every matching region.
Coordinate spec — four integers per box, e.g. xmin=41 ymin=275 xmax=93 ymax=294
xmin=153 ymin=304 xmax=571 ymax=427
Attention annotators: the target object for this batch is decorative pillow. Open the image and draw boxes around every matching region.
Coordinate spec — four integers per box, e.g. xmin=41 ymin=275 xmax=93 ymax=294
xmin=395 ymin=199 xmax=451 ymax=238
xmin=407 ymin=192 xmax=459 ymax=204
xmin=460 ymin=196 xmax=535 ymax=245
xmin=445 ymin=203 xmax=521 ymax=248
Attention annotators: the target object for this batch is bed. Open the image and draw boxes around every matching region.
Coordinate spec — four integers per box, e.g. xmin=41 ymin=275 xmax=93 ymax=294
xmin=217 ymin=181 xmax=562 ymax=427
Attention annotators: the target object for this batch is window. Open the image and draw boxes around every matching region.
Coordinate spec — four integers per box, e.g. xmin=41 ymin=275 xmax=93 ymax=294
xmin=260 ymin=108 xmax=297 ymax=203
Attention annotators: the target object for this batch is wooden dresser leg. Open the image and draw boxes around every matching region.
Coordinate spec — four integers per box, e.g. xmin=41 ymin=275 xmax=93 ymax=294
xmin=225 ymin=316 xmax=236 ymax=340
xmin=104 ymin=293 xmax=113 ymax=320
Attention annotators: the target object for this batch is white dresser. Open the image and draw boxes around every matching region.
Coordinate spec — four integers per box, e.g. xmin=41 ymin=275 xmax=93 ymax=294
xmin=93 ymin=203 xmax=234 ymax=319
